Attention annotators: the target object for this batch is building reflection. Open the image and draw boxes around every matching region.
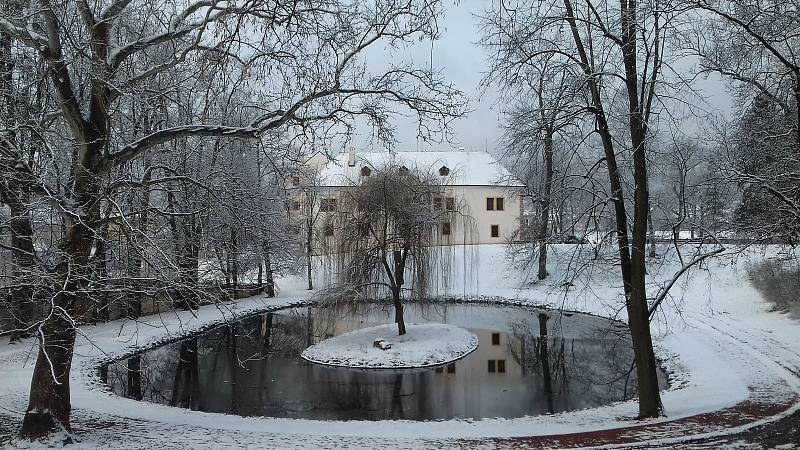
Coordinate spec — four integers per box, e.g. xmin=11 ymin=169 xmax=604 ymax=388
xmin=103 ymin=303 xmax=657 ymax=421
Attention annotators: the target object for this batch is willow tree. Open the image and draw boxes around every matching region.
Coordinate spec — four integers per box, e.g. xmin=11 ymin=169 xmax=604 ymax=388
xmin=337 ymin=163 xmax=450 ymax=335
xmin=0 ymin=0 xmax=463 ymax=439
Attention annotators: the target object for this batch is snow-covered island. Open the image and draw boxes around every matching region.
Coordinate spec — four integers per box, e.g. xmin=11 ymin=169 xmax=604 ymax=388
xmin=300 ymin=323 xmax=479 ymax=369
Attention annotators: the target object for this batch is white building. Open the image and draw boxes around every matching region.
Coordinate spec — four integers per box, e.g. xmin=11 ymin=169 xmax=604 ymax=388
xmin=289 ymin=149 xmax=524 ymax=254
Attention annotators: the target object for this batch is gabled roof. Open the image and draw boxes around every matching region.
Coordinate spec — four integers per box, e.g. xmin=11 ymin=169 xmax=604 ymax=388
xmin=317 ymin=150 xmax=524 ymax=187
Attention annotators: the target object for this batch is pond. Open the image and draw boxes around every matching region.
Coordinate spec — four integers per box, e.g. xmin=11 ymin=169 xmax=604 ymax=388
xmin=102 ymin=302 xmax=668 ymax=421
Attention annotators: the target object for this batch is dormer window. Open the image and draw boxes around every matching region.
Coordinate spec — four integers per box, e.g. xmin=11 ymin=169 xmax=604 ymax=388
xmin=360 ymin=166 xmax=372 ymax=177
xmin=439 ymin=165 xmax=450 ymax=176
xmin=399 ymin=166 xmax=409 ymax=175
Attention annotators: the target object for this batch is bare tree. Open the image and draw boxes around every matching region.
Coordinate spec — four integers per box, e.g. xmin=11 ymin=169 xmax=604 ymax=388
xmin=689 ymin=0 xmax=800 ymax=146
xmin=0 ymin=0 xmax=463 ymax=438
xmin=483 ymin=53 xmax=584 ymax=280
xmin=479 ymin=0 xmax=684 ymax=417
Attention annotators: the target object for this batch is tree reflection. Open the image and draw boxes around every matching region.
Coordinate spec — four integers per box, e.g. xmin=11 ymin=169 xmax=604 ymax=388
xmin=103 ymin=305 xmax=658 ymax=421
xmin=170 ymin=337 xmax=200 ymax=410
xmin=127 ymin=354 xmax=143 ymax=400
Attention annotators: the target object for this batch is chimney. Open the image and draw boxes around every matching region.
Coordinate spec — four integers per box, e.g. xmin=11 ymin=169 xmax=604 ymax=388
xmin=347 ymin=147 xmax=356 ymax=167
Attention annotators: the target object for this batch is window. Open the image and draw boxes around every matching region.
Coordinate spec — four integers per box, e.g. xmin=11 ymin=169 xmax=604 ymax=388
xmin=360 ymin=166 xmax=371 ymax=177
xmin=291 ymin=201 xmax=301 ymax=211
xmin=291 ymin=175 xmax=300 ymax=186
xmin=491 ymin=333 xmax=500 ymax=345
xmin=435 ymin=366 xmax=443 ymax=373
xmin=323 ymin=223 xmax=334 ymax=237
xmin=439 ymin=165 xmax=450 ymax=176
xmin=399 ymin=166 xmax=409 ymax=175
xmin=433 ymin=197 xmax=443 ymax=210
xmin=491 ymin=225 xmax=499 ymax=238
xmin=442 ymin=222 xmax=451 ymax=236
xmin=445 ymin=197 xmax=455 ymax=211
xmin=488 ymin=359 xmax=506 ymax=373
xmin=447 ymin=363 xmax=456 ymax=373
xmin=486 ymin=197 xmax=505 ymax=211
xmin=320 ymin=198 xmax=337 ymax=212
xmin=289 ymin=225 xmax=301 ymax=235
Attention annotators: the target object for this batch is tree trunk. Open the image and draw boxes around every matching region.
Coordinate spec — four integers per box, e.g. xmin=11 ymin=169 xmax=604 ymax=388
xmin=262 ymin=241 xmax=275 ymax=297
xmin=648 ymin=210 xmax=656 ymax=258
xmin=6 ymin=195 xmax=36 ymax=341
xmin=21 ymin=136 xmax=101 ymax=438
xmin=392 ymin=249 xmax=406 ymax=335
xmin=19 ymin=310 xmax=76 ymax=439
xmin=620 ymin=0 xmax=664 ymax=416
xmin=393 ymin=287 xmax=406 ymax=336
xmin=94 ymin=229 xmax=110 ymax=323
xmin=1 ymin=20 xmax=36 ymax=342
xmin=537 ymin=130 xmax=554 ymax=280
xmin=230 ymin=227 xmax=238 ymax=292
xmin=306 ymin=227 xmax=313 ymax=290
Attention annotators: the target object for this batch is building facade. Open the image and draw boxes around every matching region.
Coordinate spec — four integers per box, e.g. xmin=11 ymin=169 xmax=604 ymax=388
xmin=287 ymin=150 xmax=524 ymax=254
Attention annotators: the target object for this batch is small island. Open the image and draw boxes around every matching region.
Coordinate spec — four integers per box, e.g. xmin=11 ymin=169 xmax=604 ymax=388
xmin=301 ymin=323 xmax=479 ymax=369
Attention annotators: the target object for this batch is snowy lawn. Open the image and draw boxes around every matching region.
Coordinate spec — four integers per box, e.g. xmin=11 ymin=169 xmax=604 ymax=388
xmin=301 ymin=323 xmax=479 ymax=369
xmin=1 ymin=245 xmax=800 ymax=448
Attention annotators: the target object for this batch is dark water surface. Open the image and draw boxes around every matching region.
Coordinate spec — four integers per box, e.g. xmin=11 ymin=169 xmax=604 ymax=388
xmin=103 ymin=302 xmax=667 ymax=421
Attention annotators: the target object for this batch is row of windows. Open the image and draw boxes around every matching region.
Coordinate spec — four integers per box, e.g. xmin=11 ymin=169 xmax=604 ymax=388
xmin=314 ymin=196 xmax=505 ymax=213
xmin=291 ymin=165 xmax=458 ymax=186
xmin=488 ymin=359 xmax=506 ymax=373
xmin=356 ymin=165 xmax=451 ymax=177
xmin=318 ymin=223 xmax=501 ymax=238
xmin=487 ymin=197 xmax=504 ymax=211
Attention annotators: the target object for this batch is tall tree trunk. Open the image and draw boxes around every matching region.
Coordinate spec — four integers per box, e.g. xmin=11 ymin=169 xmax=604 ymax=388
xmin=6 ymin=194 xmax=36 ymax=341
xmin=538 ymin=130 xmax=554 ymax=280
xmin=0 ymin=7 xmax=36 ymax=342
xmin=262 ymin=240 xmax=275 ymax=297
xmin=563 ymin=0 xmax=662 ymax=418
xmin=22 ymin=169 xmax=99 ymax=437
xmin=230 ymin=227 xmax=238 ymax=292
xmin=648 ymin=210 xmax=656 ymax=258
xmin=306 ymin=227 xmax=313 ymax=290
xmin=94 ymin=227 xmax=110 ymax=323
xmin=620 ymin=0 xmax=663 ymax=417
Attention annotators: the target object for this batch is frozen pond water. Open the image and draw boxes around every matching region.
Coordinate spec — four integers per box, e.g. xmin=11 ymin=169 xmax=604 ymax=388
xmin=102 ymin=302 xmax=667 ymax=421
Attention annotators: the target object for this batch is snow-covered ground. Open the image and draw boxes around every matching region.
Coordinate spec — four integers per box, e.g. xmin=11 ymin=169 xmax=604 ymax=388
xmin=301 ymin=323 xmax=479 ymax=369
xmin=1 ymin=244 xmax=799 ymax=449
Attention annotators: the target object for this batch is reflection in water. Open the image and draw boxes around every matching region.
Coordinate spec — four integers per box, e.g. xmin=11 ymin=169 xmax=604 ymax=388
xmin=104 ymin=303 xmax=667 ymax=421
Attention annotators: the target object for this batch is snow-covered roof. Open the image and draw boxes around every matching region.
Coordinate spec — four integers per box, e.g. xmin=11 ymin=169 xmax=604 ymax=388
xmin=317 ymin=150 xmax=524 ymax=187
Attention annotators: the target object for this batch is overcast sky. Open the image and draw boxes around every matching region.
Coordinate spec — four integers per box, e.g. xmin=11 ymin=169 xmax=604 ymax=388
xmin=354 ymin=1 xmax=735 ymax=154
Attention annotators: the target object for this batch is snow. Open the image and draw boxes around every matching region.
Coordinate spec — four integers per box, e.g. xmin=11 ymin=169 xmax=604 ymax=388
xmin=1 ymin=244 xmax=800 ymax=448
xmin=318 ymin=150 xmax=525 ymax=187
xmin=301 ymin=323 xmax=479 ymax=369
